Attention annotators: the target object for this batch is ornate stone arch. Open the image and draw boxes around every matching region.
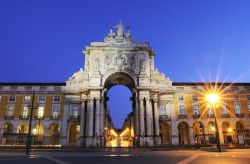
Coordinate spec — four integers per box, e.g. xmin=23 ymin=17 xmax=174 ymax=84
xmin=102 ymin=71 xmax=137 ymax=91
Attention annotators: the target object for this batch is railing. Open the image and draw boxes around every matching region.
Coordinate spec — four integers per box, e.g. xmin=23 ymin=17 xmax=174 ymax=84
xmin=159 ymin=115 xmax=169 ymax=121
xmin=69 ymin=116 xmax=80 ymax=122
xmin=207 ymin=114 xmax=215 ymax=118
xmin=4 ymin=116 xmax=14 ymax=120
xmin=235 ymin=114 xmax=244 ymax=118
xmin=35 ymin=116 xmax=44 ymax=120
xmin=19 ymin=115 xmax=29 ymax=120
xmin=221 ymin=114 xmax=230 ymax=118
xmin=178 ymin=115 xmax=187 ymax=119
xmin=50 ymin=116 xmax=60 ymax=120
xmin=192 ymin=114 xmax=200 ymax=119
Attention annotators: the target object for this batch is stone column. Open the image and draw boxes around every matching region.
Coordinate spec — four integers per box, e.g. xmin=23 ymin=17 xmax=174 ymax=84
xmin=100 ymin=97 xmax=104 ymax=136
xmin=146 ymin=98 xmax=152 ymax=136
xmin=169 ymin=101 xmax=179 ymax=145
xmin=139 ymin=97 xmax=145 ymax=136
xmin=95 ymin=98 xmax=100 ymax=136
xmin=87 ymin=98 xmax=94 ymax=137
xmin=43 ymin=128 xmax=49 ymax=144
xmin=60 ymin=101 xmax=69 ymax=146
xmin=80 ymin=100 xmax=86 ymax=146
xmin=153 ymin=98 xmax=161 ymax=145
xmin=189 ymin=126 xmax=194 ymax=145
xmin=153 ymin=99 xmax=160 ymax=136
xmin=135 ymin=96 xmax=139 ymax=136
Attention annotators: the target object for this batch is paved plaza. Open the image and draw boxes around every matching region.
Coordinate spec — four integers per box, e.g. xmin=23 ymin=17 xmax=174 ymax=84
xmin=0 ymin=148 xmax=250 ymax=164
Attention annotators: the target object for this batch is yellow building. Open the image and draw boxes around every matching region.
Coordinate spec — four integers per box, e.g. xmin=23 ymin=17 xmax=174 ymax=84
xmin=0 ymin=22 xmax=249 ymax=148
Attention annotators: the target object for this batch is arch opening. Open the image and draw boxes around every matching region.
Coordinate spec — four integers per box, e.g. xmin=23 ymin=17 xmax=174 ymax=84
xmin=104 ymin=72 xmax=136 ymax=91
xmin=48 ymin=123 xmax=60 ymax=145
xmin=68 ymin=123 xmax=80 ymax=146
xmin=193 ymin=121 xmax=205 ymax=144
xmin=160 ymin=122 xmax=171 ymax=145
xmin=178 ymin=122 xmax=189 ymax=145
xmin=103 ymin=72 xmax=136 ymax=147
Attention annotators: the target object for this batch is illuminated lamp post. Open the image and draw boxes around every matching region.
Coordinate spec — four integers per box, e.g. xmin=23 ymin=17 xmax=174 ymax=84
xmin=26 ymin=90 xmax=38 ymax=155
xmin=206 ymin=93 xmax=222 ymax=152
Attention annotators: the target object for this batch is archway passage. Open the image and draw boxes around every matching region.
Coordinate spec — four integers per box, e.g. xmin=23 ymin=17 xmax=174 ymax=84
xmin=16 ymin=123 xmax=29 ymax=145
xmin=222 ymin=121 xmax=233 ymax=145
xmin=104 ymin=72 xmax=136 ymax=91
xmin=48 ymin=123 xmax=60 ymax=145
xmin=104 ymin=72 xmax=136 ymax=147
xmin=236 ymin=121 xmax=249 ymax=145
xmin=4 ymin=122 xmax=13 ymax=134
xmin=32 ymin=123 xmax=45 ymax=144
xmin=207 ymin=121 xmax=216 ymax=144
xmin=193 ymin=121 xmax=205 ymax=144
xmin=178 ymin=122 xmax=189 ymax=145
xmin=160 ymin=122 xmax=171 ymax=144
xmin=68 ymin=123 xmax=80 ymax=146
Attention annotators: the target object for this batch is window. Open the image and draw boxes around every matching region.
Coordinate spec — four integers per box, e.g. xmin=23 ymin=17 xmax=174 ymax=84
xmin=193 ymin=105 xmax=199 ymax=115
xmin=222 ymin=105 xmax=227 ymax=114
xmin=7 ymin=105 xmax=14 ymax=116
xmin=76 ymin=125 xmax=80 ymax=132
xmin=10 ymin=86 xmax=17 ymax=90
xmin=23 ymin=96 xmax=31 ymax=102
xmin=53 ymin=96 xmax=60 ymax=102
xmin=22 ymin=106 xmax=29 ymax=118
xmin=192 ymin=95 xmax=198 ymax=101
xmin=178 ymin=95 xmax=184 ymax=101
xmin=72 ymin=106 xmax=79 ymax=118
xmin=179 ymin=105 xmax=185 ymax=115
xmin=37 ymin=106 xmax=44 ymax=118
xmin=38 ymin=96 xmax=46 ymax=103
xmin=248 ymin=104 xmax=250 ymax=112
xmin=247 ymin=95 xmax=250 ymax=101
xmin=9 ymin=95 xmax=15 ymax=102
xmin=52 ymin=105 xmax=60 ymax=117
xmin=40 ymin=86 xmax=47 ymax=91
xmin=235 ymin=104 xmax=241 ymax=114
xmin=160 ymin=104 xmax=167 ymax=115
xmin=233 ymin=95 xmax=239 ymax=101
xmin=25 ymin=86 xmax=32 ymax=91
xmin=55 ymin=86 xmax=61 ymax=91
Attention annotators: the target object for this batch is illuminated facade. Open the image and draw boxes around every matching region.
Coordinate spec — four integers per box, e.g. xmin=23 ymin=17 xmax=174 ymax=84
xmin=0 ymin=22 xmax=250 ymax=147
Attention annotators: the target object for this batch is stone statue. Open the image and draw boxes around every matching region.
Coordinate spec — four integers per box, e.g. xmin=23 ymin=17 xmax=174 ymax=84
xmin=95 ymin=57 xmax=100 ymax=71
xmin=115 ymin=20 xmax=124 ymax=37
xmin=105 ymin=54 xmax=112 ymax=65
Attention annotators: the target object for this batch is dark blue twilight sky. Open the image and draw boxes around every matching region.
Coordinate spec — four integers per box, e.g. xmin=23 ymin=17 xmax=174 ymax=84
xmin=1 ymin=0 xmax=250 ymax=128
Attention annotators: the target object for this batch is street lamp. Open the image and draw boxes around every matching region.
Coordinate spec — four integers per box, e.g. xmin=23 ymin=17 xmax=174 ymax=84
xmin=26 ymin=90 xmax=36 ymax=155
xmin=206 ymin=93 xmax=222 ymax=152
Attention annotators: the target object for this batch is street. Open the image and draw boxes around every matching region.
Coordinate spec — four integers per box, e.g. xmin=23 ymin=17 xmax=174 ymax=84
xmin=0 ymin=149 xmax=250 ymax=164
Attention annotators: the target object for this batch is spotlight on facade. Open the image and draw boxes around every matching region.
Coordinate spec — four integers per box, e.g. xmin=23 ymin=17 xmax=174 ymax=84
xmin=227 ymin=127 xmax=233 ymax=133
xmin=205 ymin=92 xmax=222 ymax=152
xmin=206 ymin=93 xmax=219 ymax=105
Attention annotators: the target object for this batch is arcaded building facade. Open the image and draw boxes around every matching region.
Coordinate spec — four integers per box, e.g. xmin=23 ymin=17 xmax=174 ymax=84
xmin=0 ymin=22 xmax=250 ymax=147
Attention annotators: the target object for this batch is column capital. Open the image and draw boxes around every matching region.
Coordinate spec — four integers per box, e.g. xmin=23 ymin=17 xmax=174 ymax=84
xmin=95 ymin=97 xmax=101 ymax=101
xmin=81 ymin=98 xmax=88 ymax=102
xmin=88 ymin=97 xmax=95 ymax=101
xmin=139 ymin=97 xmax=144 ymax=101
xmin=153 ymin=98 xmax=158 ymax=102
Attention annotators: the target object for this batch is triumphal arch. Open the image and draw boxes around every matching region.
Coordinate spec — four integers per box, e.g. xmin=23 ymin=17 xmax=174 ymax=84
xmin=1 ymin=22 xmax=250 ymax=148
xmin=64 ymin=22 xmax=174 ymax=147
